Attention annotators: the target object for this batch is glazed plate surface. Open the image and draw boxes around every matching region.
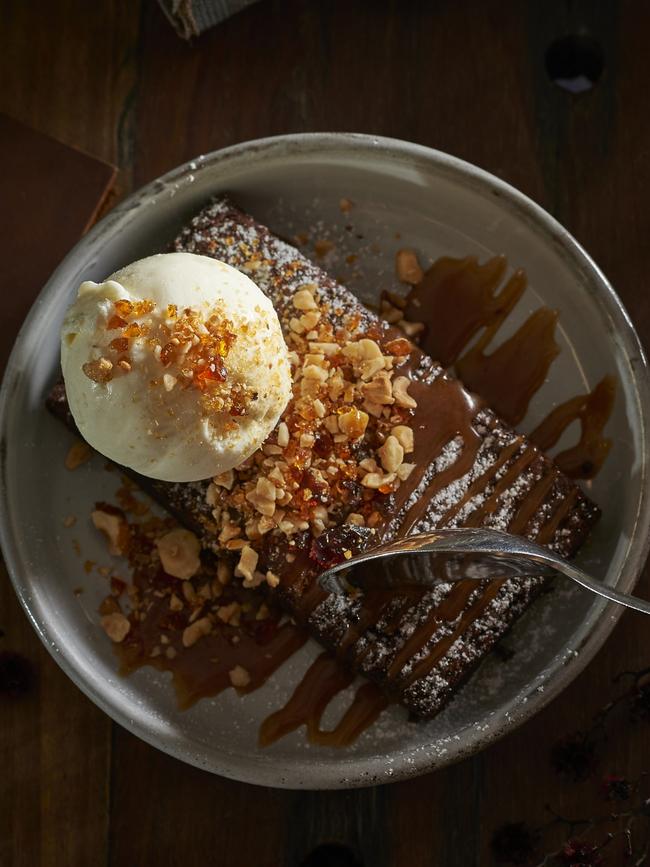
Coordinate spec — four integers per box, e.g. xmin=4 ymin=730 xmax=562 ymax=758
xmin=1 ymin=133 xmax=649 ymax=788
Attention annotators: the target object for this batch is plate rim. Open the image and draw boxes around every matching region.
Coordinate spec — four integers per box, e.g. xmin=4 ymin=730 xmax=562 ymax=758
xmin=1 ymin=131 xmax=649 ymax=789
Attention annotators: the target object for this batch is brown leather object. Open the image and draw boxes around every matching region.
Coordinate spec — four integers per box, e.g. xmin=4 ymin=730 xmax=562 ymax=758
xmin=0 ymin=114 xmax=116 ymax=371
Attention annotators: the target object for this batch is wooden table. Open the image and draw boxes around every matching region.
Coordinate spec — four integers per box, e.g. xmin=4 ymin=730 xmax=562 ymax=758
xmin=3 ymin=2 xmax=650 ymax=864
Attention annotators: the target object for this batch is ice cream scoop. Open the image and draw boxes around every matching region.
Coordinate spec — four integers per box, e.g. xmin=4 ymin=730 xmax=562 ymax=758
xmin=61 ymin=252 xmax=292 ymax=482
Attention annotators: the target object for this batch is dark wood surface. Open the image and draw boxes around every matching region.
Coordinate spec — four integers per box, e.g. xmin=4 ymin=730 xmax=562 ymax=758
xmin=3 ymin=1 xmax=650 ymax=865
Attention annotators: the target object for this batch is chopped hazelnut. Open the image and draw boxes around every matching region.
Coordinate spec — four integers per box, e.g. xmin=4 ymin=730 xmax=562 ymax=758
xmin=361 ymin=471 xmax=397 ymax=489
xmin=229 ymin=665 xmax=251 ymax=688
xmin=324 ymin=414 xmax=339 ymax=434
xmin=303 ymin=364 xmax=328 ymax=382
xmin=217 ymin=601 xmax=240 ymax=623
xmin=213 ymin=469 xmax=235 ymax=490
xmin=377 ymin=435 xmax=404 ymax=473
xmin=392 ymin=424 xmax=415 ymax=453
xmin=266 ymin=570 xmax=280 ymax=588
xmin=101 ymin=612 xmax=130 ymax=643
xmin=235 ymin=544 xmax=259 ymax=586
xmin=245 ymin=477 xmax=276 ymax=516
xmin=397 ymin=462 xmax=416 ymax=481
xmin=156 ymin=528 xmax=201 ymax=580
xmin=392 ymin=376 xmax=417 ymax=408
xmin=293 ymin=288 xmax=318 ymax=311
xmin=91 ymin=508 xmax=130 ymax=556
xmin=163 ymin=373 xmax=177 ymax=391
xmin=359 ymin=357 xmax=385 ymax=381
xmin=395 ymin=248 xmax=424 ymax=285
xmin=300 ymin=310 xmax=321 ymax=331
xmin=342 ymin=338 xmax=382 ymax=362
xmin=309 ymin=342 xmax=338 ymax=356
xmin=205 ymin=483 xmax=219 ymax=506
xmin=257 ymin=515 xmax=275 ymax=535
xmin=219 ymin=521 xmax=242 ymax=543
xmin=362 ymin=399 xmax=384 ymax=418
xmin=361 ymin=371 xmax=394 ymax=405
xmin=182 ymin=616 xmax=212 ymax=648
xmin=277 ymin=421 xmax=290 ymax=447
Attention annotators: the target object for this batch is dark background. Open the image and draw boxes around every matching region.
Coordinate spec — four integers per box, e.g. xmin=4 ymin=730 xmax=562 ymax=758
xmin=2 ymin=1 xmax=650 ymax=865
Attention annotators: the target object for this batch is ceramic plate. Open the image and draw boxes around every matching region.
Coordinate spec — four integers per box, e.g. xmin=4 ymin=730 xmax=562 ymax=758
xmin=2 ymin=134 xmax=649 ymax=788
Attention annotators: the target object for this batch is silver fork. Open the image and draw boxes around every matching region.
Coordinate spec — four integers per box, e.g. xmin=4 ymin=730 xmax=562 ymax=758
xmin=318 ymin=527 xmax=650 ymax=614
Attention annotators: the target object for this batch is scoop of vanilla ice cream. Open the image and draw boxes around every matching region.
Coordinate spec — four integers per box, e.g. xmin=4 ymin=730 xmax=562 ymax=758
xmin=61 ymin=252 xmax=292 ymax=482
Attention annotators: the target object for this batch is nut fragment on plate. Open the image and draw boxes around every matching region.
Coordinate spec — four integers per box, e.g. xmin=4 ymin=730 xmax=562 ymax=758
xmin=395 ymin=248 xmax=424 ymax=285
xmin=101 ymin=612 xmax=130 ymax=643
xmin=91 ymin=508 xmax=130 ymax=556
xmin=156 ymin=528 xmax=201 ymax=580
xmin=229 ymin=665 xmax=251 ymax=688
xmin=65 ymin=440 xmax=92 ymax=470
xmin=182 ymin=616 xmax=211 ymax=648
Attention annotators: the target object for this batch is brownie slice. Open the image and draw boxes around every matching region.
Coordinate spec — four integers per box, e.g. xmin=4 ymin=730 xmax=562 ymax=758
xmin=48 ymin=196 xmax=599 ymax=719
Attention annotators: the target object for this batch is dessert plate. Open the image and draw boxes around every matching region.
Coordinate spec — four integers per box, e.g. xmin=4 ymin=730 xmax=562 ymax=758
xmin=1 ymin=133 xmax=649 ymax=789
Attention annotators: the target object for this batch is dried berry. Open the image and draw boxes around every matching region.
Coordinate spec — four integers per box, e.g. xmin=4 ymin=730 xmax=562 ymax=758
xmin=558 ymin=839 xmax=603 ymax=865
xmin=310 ymin=524 xmax=374 ymax=570
xmin=490 ymin=822 xmax=539 ymax=864
xmin=0 ymin=651 xmax=35 ymax=698
xmin=601 ymin=774 xmax=632 ymax=801
xmin=551 ymin=732 xmax=598 ymax=781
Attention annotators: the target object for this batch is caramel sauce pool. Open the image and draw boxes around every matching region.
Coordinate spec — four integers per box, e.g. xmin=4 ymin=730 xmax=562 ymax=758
xmin=114 ymin=252 xmax=616 ymax=750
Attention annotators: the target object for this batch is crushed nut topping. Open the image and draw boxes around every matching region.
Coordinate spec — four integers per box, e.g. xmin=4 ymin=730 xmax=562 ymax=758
xmin=83 ymin=297 xmax=256 ymax=418
xmin=202 ymin=282 xmax=420 ymax=577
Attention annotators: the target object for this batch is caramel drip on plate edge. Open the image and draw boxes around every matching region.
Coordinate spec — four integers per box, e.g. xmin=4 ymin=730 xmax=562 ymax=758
xmin=118 ymin=253 xmax=616 ymax=750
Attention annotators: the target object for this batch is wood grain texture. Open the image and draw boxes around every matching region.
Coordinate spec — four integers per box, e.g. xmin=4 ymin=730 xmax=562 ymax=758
xmin=3 ymin=0 xmax=650 ymax=864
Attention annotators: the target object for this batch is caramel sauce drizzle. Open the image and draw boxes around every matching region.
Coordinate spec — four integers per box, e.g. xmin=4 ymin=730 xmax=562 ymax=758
xmin=530 ymin=375 xmax=616 ymax=479
xmin=258 ymin=652 xmax=389 ymax=748
xmin=405 ymin=254 xmax=614 ymax=475
xmin=259 ymin=254 xmax=615 ymax=747
xmin=120 ymin=253 xmax=615 ymax=750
